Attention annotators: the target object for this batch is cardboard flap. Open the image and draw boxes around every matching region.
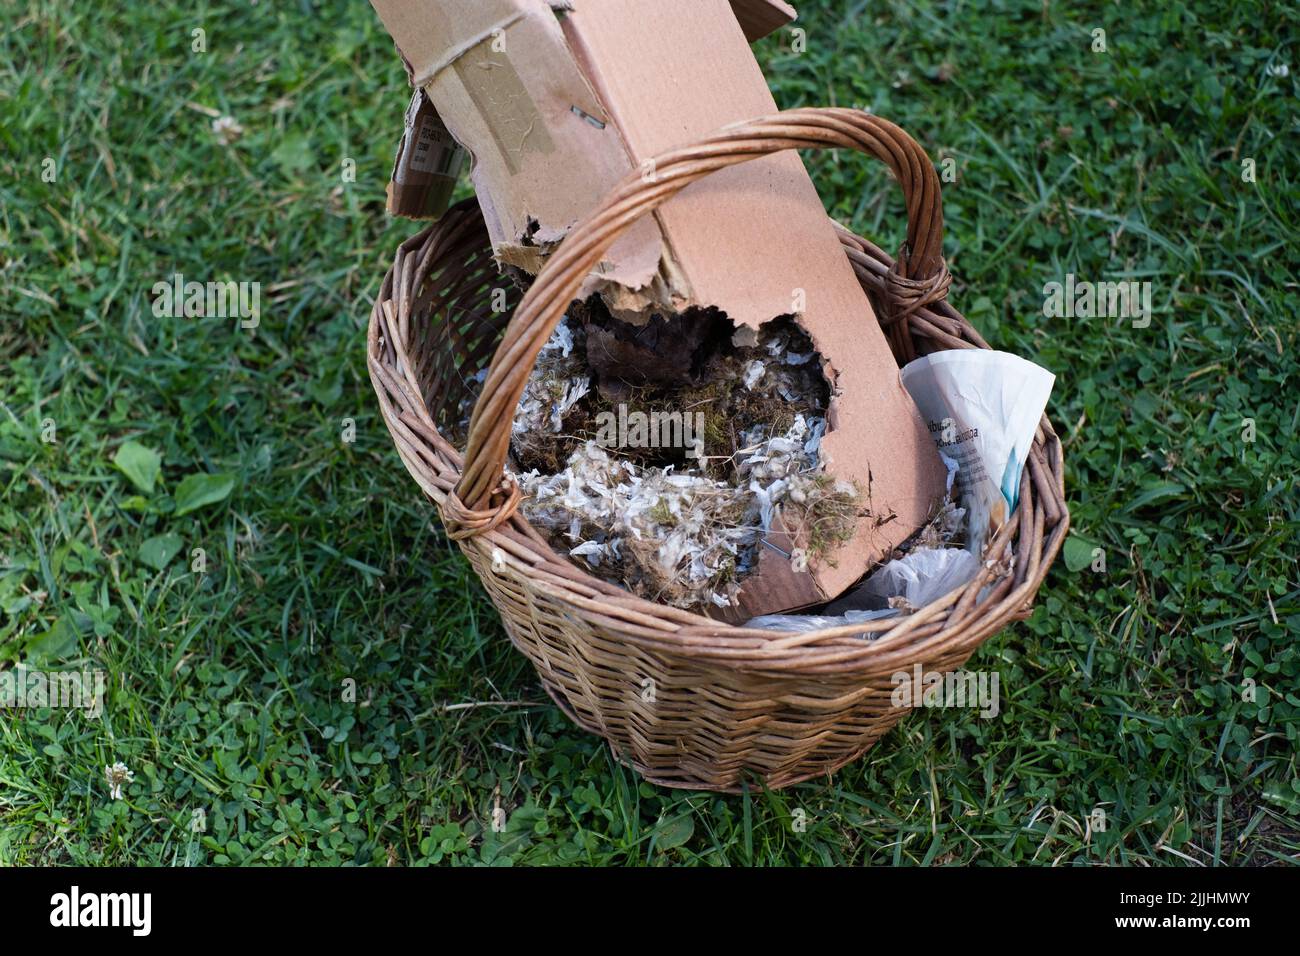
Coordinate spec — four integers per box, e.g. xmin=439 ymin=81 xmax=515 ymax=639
xmin=729 ymin=0 xmax=797 ymax=42
xmin=372 ymin=0 xmax=665 ymax=288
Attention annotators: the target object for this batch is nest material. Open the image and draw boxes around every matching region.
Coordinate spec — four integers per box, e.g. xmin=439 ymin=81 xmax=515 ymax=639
xmin=457 ymin=311 xmax=861 ymax=609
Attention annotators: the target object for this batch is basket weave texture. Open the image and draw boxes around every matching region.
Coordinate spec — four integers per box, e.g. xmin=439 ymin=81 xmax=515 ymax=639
xmin=367 ymin=108 xmax=1068 ymax=792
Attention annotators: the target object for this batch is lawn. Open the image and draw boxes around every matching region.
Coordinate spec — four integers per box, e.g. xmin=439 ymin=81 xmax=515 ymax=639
xmin=0 ymin=0 xmax=1296 ymax=865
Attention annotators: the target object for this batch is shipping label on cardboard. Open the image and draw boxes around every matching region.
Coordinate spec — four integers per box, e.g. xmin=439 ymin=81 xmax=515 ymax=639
xmin=388 ymin=89 xmax=467 ymax=220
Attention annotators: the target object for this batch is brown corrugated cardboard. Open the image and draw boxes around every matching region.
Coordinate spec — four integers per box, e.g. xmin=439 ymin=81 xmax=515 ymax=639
xmin=369 ymin=0 xmax=949 ymax=618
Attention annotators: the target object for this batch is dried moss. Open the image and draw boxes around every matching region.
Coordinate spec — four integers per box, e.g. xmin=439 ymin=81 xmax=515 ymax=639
xmin=786 ymin=474 xmax=863 ymax=563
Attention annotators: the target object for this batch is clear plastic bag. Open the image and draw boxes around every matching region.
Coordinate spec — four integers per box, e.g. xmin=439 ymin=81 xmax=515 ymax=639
xmin=746 ymin=548 xmax=980 ymax=633
xmin=825 ymin=547 xmax=981 ymax=615
xmin=745 ymin=607 xmax=896 ymax=633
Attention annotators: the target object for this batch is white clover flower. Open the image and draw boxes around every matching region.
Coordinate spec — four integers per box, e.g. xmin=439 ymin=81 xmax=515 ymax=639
xmin=211 ymin=115 xmax=244 ymax=145
xmin=104 ymin=762 xmax=134 ymax=801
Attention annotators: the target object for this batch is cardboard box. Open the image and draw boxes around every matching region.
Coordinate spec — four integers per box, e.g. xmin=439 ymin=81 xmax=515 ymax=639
xmin=370 ymin=0 xmax=949 ymax=618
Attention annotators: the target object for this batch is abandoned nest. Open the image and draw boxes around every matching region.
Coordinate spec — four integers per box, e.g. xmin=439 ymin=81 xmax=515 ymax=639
xmin=454 ymin=301 xmax=862 ymax=610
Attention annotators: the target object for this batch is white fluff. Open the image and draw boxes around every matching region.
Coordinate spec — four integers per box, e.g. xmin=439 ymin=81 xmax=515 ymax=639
xmin=505 ymin=318 xmax=849 ymax=609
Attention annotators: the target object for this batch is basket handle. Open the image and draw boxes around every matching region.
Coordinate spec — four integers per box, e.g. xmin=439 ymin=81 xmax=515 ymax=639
xmin=447 ymin=107 xmax=949 ymax=538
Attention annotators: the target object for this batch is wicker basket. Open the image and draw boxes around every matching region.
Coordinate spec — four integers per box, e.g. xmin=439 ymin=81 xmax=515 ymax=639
xmin=367 ymin=108 xmax=1068 ymax=792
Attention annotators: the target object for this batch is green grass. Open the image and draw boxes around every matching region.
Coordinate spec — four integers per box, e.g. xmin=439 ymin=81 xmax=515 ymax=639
xmin=1 ymin=0 xmax=1297 ymax=865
